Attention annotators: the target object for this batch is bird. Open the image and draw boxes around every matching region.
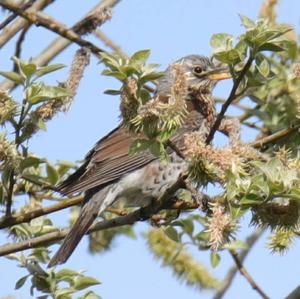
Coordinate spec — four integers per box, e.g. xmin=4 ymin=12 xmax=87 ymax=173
xmin=48 ymin=55 xmax=231 ymax=267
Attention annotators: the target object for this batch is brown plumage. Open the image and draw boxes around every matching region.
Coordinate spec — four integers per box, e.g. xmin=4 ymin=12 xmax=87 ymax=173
xmin=48 ymin=55 xmax=230 ymax=267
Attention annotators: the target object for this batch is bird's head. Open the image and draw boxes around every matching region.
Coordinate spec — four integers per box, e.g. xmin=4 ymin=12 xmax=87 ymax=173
xmin=156 ymin=54 xmax=231 ymax=96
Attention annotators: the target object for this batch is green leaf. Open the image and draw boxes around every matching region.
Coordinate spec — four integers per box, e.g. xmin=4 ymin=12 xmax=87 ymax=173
xmin=46 ymin=163 xmax=59 ymax=185
xmin=73 ymin=276 xmax=100 ymax=290
xmin=20 ymin=62 xmax=37 ymax=78
xmin=55 ymin=287 xmax=75 ymax=299
xmin=78 ymin=291 xmax=101 ymax=299
xmin=20 ymin=156 xmax=45 ymax=171
xmin=27 ymin=84 xmax=72 ymax=104
xmin=214 ymin=49 xmax=240 ymax=64
xmin=140 ymin=72 xmax=165 ymax=83
xmin=149 ymin=141 xmax=167 ymax=160
xmin=35 ymin=63 xmax=66 ymax=79
xmin=15 ymin=275 xmax=29 ymax=289
xmin=258 ymin=43 xmax=285 ymax=52
xmin=164 ymin=226 xmax=180 ymax=242
xmin=56 ymin=269 xmax=79 ymax=281
xmin=210 ymin=33 xmax=233 ymax=52
xmin=195 ymin=231 xmax=210 ymax=241
xmin=210 ymin=252 xmax=220 ymax=268
xmin=179 ymin=219 xmax=194 ymax=235
xmin=257 ymin=59 xmax=270 ymax=77
xmin=0 ymin=71 xmax=24 ymax=84
xmin=239 ymin=15 xmax=255 ymax=29
xmin=129 ymin=139 xmax=151 ymax=155
xmin=131 ymin=49 xmax=151 ymax=64
xmin=120 ymin=65 xmax=139 ymax=75
xmin=101 ymin=70 xmax=127 ymax=81
xmin=103 ymin=89 xmax=121 ymax=95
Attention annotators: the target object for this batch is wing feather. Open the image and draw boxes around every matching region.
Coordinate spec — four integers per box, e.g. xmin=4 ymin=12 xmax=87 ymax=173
xmin=58 ymin=125 xmax=156 ymax=195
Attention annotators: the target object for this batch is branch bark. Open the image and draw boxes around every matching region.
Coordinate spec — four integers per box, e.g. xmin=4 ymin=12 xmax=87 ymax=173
xmin=0 ymin=175 xmax=187 ymax=256
xmin=251 ymin=125 xmax=300 ymax=148
xmin=229 ymin=250 xmax=270 ymax=299
xmin=0 ymin=0 xmax=121 ymax=91
xmin=213 ymin=228 xmax=265 ymax=299
xmin=0 ymin=0 xmax=36 ymax=30
xmin=0 ymin=0 xmax=55 ymax=48
xmin=0 ymin=1 xmax=110 ymax=56
xmin=206 ymin=53 xmax=254 ymax=144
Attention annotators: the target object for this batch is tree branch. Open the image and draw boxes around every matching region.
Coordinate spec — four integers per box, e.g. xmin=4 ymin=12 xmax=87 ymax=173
xmin=206 ymin=53 xmax=255 ymax=144
xmin=0 ymin=0 xmax=55 ymax=48
xmin=0 ymin=175 xmax=187 ymax=256
xmin=0 ymin=1 xmax=110 ymax=57
xmin=0 ymin=0 xmax=121 ymax=92
xmin=0 ymin=0 xmax=36 ymax=31
xmin=13 ymin=25 xmax=30 ymax=72
xmin=229 ymin=250 xmax=270 ymax=299
xmin=251 ymin=125 xmax=300 ymax=149
xmin=213 ymin=228 xmax=265 ymax=299
xmin=94 ymin=29 xmax=127 ymax=56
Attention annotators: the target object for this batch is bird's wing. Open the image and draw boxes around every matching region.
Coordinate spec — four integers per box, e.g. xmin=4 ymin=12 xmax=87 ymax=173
xmin=58 ymin=125 xmax=156 ymax=195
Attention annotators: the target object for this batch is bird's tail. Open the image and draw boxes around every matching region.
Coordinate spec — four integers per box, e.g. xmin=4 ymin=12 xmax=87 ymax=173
xmin=48 ymin=187 xmax=110 ymax=267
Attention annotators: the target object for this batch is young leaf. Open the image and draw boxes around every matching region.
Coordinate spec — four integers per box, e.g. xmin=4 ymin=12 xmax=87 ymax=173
xmin=15 ymin=275 xmax=29 ymax=289
xmin=27 ymin=84 xmax=72 ymax=104
xmin=210 ymin=252 xmax=221 ymax=268
xmin=239 ymin=15 xmax=255 ymax=29
xmin=210 ymin=33 xmax=233 ymax=53
xmin=103 ymin=89 xmax=121 ymax=95
xmin=73 ymin=276 xmax=101 ymax=290
xmin=0 ymin=71 xmax=24 ymax=84
xmin=131 ymin=49 xmax=151 ymax=64
xmin=20 ymin=62 xmax=37 ymax=78
xmin=257 ymin=59 xmax=270 ymax=77
xmin=46 ymin=163 xmax=59 ymax=185
xmin=35 ymin=63 xmax=66 ymax=79
xmin=164 ymin=226 xmax=180 ymax=243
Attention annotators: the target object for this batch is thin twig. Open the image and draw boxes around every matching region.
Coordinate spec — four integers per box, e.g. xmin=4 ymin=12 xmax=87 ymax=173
xmin=0 ymin=0 xmax=121 ymax=92
xmin=0 ymin=0 xmax=55 ymax=48
xmin=213 ymin=228 xmax=265 ymax=299
xmin=0 ymin=0 xmax=36 ymax=31
xmin=0 ymin=1 xmax=109 ymax=57
xmin=13 ymin=25 xmax=30 ymax=72
xmin=94 ymin=29 xmax=127 ymax=55
xmin=206 ymin=53 xmax=254 ymax=144
xmin=0 ymin=188 xmax=200 ymax=230
xmin=230 ymin=250 xmax=270 ymax=299
xmin=0 ymin=175 xmax=187 ymax=256
xmin=251 ymin=125 xmax=300 ymax=148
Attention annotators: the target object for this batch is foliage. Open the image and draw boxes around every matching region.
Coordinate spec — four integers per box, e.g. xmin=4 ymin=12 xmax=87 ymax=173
xmin=0 ymin=3 xmax=300 ymax=299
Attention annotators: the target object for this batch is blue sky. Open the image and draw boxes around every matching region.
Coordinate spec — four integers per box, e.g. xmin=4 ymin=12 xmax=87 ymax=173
xmin=0 ymin=0 xmax=300 ymax=298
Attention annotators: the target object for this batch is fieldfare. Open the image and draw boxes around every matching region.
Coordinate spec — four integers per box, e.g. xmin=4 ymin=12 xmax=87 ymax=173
xmin=48 ymin=55 xmax=231 ymax=267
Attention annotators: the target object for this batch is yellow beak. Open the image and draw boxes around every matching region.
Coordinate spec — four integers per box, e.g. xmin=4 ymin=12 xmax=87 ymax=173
xmin=207 ymin=72 xmax=232 ymax=81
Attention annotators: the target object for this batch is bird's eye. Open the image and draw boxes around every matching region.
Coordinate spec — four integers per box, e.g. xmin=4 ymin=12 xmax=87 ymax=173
xmin=193 ymin=66 xmax=203 ymax=75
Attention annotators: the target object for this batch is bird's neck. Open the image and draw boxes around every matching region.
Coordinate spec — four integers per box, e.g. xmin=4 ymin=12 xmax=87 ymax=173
xmin=186 ymin=90 xmax=216 ymax=126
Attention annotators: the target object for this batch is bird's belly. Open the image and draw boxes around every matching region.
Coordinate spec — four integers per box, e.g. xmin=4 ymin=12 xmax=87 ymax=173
xmin=116 ymin=153 xmax=187 ymax=207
